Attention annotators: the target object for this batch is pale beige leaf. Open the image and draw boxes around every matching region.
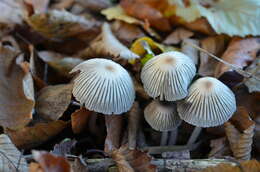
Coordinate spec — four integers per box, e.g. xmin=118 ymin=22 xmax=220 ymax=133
xmin=36 ymin=84 xmax=73 ymax=120
xmin=0 ymin=134 xmax=28 ymax=172
xmin=6 ymin=120 xmax=68 ymax=149
xmin=0 ymin=44 xmax=34 ymax=129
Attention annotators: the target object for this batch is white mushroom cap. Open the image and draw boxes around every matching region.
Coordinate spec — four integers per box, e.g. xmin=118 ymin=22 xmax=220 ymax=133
xmin=70 ymin=58 xmax=135 ymax=115
xmin=144 ymin=100 xmax=181 ymax=131
xmin=177 ymin=77 xmax=236 ymax=127
xmin=141 ymin=51 xmax=196 ymax=101
xmin=89 ymin=22 xmax=139 ymax=60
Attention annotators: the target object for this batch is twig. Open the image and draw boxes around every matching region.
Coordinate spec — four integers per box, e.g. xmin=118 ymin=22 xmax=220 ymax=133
xmin=184 ymin=41 xmax=260 ymax=81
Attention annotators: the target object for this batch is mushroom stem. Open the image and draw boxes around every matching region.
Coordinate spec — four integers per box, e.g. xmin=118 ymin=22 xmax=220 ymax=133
xmin=187 ymin=127 xmax=202 ymax=146
xmin=104 ymin=115 xmax=123 ymax=153
xmin=168 ymin=128 xmax=178 ymax=145
xmin=160 ymin=131 xmax=168 ymax=146
xmin=128 ymin=102 xmax=141 ymax=150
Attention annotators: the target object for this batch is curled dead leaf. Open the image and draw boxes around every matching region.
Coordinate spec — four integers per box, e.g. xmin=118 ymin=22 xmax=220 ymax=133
xmin=215 ymin=37 xmax=260 ymax=77
xmin=36 ymin=84 xmax=73 ymax=121
xmin=0 ymin=43 xmax=34 ymax=129
xmin=163 ymin=27 xmax=194 ymax=45
xmin=71 ymin=108 xmax=92 ymax=134
xmin=32 ymin=151 xmax=71 ymax=172
xmin=111 ymin=145 xmax=156 ymax=172
xmin=0 ymin=134 xmax=28 ymax=172
xmin=5 ymin=120 xmax=69 ymax=149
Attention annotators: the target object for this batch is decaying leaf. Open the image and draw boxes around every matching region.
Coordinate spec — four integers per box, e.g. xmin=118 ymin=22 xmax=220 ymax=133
xmin=52 ymin=138 xmax=76 ymax=156
xmin=70 ymin=157 xmax=88 ymax=172
xmin=172 ymin=0 xmax=260 ymax=37
xmin=0 ymin=0 xmax=23 ymax=24
xmin=36 ymin=84 xmax=73 ymax=121
xmin=181 ymin=38 xmax=199 ymax=65
xmin=224 ymin=107 xmax=255 ymax=160
xmin=163 ymin=27 xmax=194 ymax=45
xmin=182 ymin=18 xmax=215 ymax=35
xmin=215 ymin=37 xmax=260 ymax=77
xmin=201 ymin=159 xmax=260 ymax=172
xmin=120 ymin=0 xmax=171 ymax=32
xmin=38 ymin=51 xmax=83 ymax=77
xmin=80 ymin=22 xmax=139 ymax=60
xmin=32 ymin=151 xmax=71 ymax=172
xmin=71 ymin=108 xmax=92 ymax=134
xmin=24 ymin=0 xmax=49 ymax=14
xmin=0 ymin=134 xmax=28 ymax=172
xmin=5 ymin=120 xmax=68 ymax=149
xmin=0 ymin=44 xmax=35 ymax=129
xmin=29 ymin=162 xmax=43 ymax=172
xmin=26 ymin=9 xmax=100 ymax=40
xmin=111 ymin=145 xmax=156 ymax=172
xmin=76 ymin=0 xmax=111 ymax=12
xmin=111 ymin=20 xmax=145 ymax=46
xmin=244 ymin=59 xmax=260 ymax=93
xmin=198 ymin=35 xmax=227 ymax=76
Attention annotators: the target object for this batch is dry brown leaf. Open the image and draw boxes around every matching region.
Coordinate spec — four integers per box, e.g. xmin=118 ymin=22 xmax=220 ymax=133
xmin=0 ymin=44 xmax=35 ymax=129
xmin=199 ymin=35 xmax=227 ymax=76
xmin=71 ymin=108 xmax=92 ymax=134
xmin=182 ymin=18 xmax=215 ymax=35
xmin=29 ymin=162 xmax=43 ymax=172
xmin=24 ymin=0 xmax=49 ymax=14
xmin=120 ymin=0 xmax=171 ymax=32
xmin=25 ymin=9 xmax=100 ymax=41
xmin=163 ymin=27 xmax=194 ymax=45
xmin=76 ymin=0 xmax=111 ymax=12
xmin=51 ymin=0 xmax=75 ymax=10
xmin=215 ymin=37 xmax=260 ymax=77
xmin=38 ymin=51 xmax=83 ymax=77
xmin=0 ymin=134 xmax=28 ymax=172
xmin=225 ymin=112 xmax=255 ymax=161
xmin=111 ymin=21 xmax=145 ymax=46
xmin=36 ymin=84 xmax=73 ymax=121
xmin=244 ymin=59 xmax=260 ymax=93
xmin=111 ymin=145 xmax=156 ymax=172
xmin=200 ymin=159 xmax=260 ymax=172
xmin=5 ymin=120 xmax=68 ymax=149
xmin=32 ymin=151 xmax=71 ymax=172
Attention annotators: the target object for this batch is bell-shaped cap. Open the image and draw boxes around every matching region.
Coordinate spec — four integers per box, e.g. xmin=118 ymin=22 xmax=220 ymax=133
xmin=141 ymin=51 xmax=196 ymax=101
xmin=70 ymin=58 xmax=135 ymax=115
xmin=177 ymin=77 xmax=236 ymax=127
xmin=144 ymin=100 xmax=181 ymax=131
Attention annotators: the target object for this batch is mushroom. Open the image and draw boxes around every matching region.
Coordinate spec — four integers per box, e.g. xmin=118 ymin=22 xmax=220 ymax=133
xmin=141 ymin=51 xmax=196 ymax=101
xmin=70 ymin=58 xmax=135 ymax=152
xmin=144 ymin=100 xmax=181 ymax=145
xmin=177 ymin=77 xmax=236 ymax=146
xmin=80 ymin=22 xmax=139 ymax=60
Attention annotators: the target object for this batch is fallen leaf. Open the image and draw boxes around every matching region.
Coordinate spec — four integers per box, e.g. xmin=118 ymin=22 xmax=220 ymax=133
xmin=0 ymin=0 xmax=23 ymax=24
xmin=120 ymin=0 xmax=171 ymax=32
xmin=36 ymin=84 xmax=73 ymax=121
xmin=5 ymin=120 xmax=68 ymax=149
xmin=182 ymin=18 xmax=215 ymax=35
xmin=181 ymin=38 xmax=199 ymax=65
xmin=29 ymin=162 xmax=43 ymax=172
xmin=111 ymin=20 xmax=145 ymax=46
xmin=32 ymin=151 xmax=71 ymax=172
xmin=38 ymin=51 xmax=83 ymax=77
xmin=111 ymin=145 xmax=156 ymax=172
xmin=201 ymin=159 xmax=260 ymax=172
xmin=25 ymin=9 xmax=100 ymax=41
xmin=70 ymin=157 xmax=88 ymax=172
xmin=215 ymin=37 xmax=260 ymax=77
xmin=163 ymin=27 xmax=194 ymax=45
xmin=52 ymin=138 xmax=76 ymax=156
xmin=71 ymin=108 xmax=92 ymax=134
xmin=51 ymin=0 xmax=75 ymax=10
xmin=76 ymin=0 xmax=111 ymax=12
xmin=0 ymin=134 xmax=28 ymax=172
xmin=244 ymin=59 xmax=260 ymax=93
xmin=0 ymin=44 xmax=34 ymax=129
xmin=24 ymin=0 xmax=49 ymax=14
xmin=198 ymin=35 xmax=227 ymax=76
xmin=80 ymin=22 xmax=139 ymax=60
